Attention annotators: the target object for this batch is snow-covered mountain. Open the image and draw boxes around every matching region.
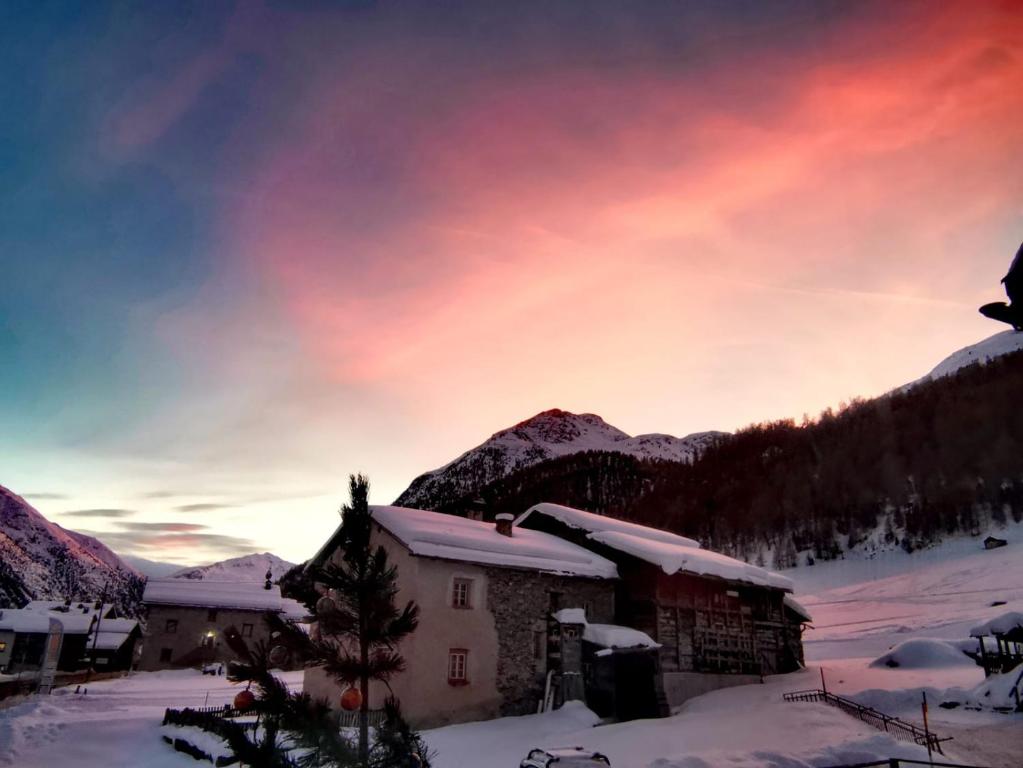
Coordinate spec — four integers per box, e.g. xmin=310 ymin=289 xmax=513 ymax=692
xmin=170 ymin=552 xmax=295 ymax=583
xmin=121 ymin=554 xmax=182 ymax=578
xmin=0 ymin=485 xmax=142 ymax=610
xmin=395 ymin=409 xmax=724 ymax=509
xmin=924 ymin=329 xmax=1023 ymax=382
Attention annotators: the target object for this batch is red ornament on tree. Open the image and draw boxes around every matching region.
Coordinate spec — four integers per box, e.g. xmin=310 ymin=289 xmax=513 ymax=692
xmin=234 ymin=689 xmax=255 ymax=712
xmin=340 ymin=686 xmax=362 ymax=711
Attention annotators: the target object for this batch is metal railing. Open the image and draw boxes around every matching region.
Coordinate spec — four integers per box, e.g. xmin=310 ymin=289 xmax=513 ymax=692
xmin=783 ymin=689 xmax=950 ymax=755
xmin=336 ymin=708 xmax=387 ymax=728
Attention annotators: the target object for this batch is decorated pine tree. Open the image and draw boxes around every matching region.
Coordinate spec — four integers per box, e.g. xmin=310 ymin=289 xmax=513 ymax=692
xmin=184 ymin=619 xmax=357 ymax=768
xmin=307 ymin=474 xmax=421 ymax=766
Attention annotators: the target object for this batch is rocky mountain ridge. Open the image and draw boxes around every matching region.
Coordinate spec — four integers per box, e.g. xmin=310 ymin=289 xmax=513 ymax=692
xmin=0 ymin=485 xmax=143 ymax=612
xmin=395 ymin=408 xmax=723 ymax=509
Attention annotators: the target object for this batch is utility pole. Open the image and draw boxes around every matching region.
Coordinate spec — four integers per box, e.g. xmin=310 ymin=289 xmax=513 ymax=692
xmin=86 ymin=580 xmax=109 ymax=681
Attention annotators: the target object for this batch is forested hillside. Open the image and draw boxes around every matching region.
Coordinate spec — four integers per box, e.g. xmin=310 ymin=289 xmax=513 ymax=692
xmin=434 ymin=349 xmax=1023 ymax=567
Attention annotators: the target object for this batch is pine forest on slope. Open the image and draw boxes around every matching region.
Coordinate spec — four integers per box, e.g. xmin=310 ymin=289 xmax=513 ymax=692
xmin=405 ymin=334 xmax=1023 ymax=568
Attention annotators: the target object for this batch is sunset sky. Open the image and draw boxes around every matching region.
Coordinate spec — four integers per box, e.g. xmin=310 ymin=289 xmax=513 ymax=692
xmin=2 ymin=1 xmax=1021 ymax=566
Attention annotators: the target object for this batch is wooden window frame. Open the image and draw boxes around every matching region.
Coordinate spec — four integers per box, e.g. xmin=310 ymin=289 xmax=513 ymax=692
xmin=241 ymin=623 xmax=254 ymax=638
xmin=451 ymin=578 xmax=473 ymax=609
xmin=447 ymin=648 xmax=469 ymax=685
xmin=165 ymin=619 xmax=178 ymax=634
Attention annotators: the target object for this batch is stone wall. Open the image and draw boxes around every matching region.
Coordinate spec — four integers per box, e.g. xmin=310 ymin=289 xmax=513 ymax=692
xmin=484 ymin=568 xmax=614 ymax=716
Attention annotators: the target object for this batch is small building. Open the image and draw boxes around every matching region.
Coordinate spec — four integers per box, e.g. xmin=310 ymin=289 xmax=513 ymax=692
xmin=138 ymin=580 xmax=305 ymax=671
xmin=970 ymin=611 xmax=1023 ymax=677
xmin=304 ymin=506 xmax=619 ymax=728
xmin=516 ymin=503 xmax=809 ymax=707
xmin=0 ymin=601 xmax=139 ymax=674
xmin=983 ymin=536 xmax=1008 ymax=550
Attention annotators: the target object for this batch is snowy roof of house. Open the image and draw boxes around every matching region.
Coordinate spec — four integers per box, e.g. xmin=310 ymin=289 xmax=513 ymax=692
xmin=970 ymin=611 xmax=1023 ymax=638
xmin=0 ymin=603 xmax=135 ymax=638
xmin=313 ymin=506 xmax=618 ymax=579
xmin=518 ymin=503 xmax=792 ymax=591
xmin=143 ymin=579 xmax=307 ymax=617
xmin=783 ymin=594 xmax=813 ymax=622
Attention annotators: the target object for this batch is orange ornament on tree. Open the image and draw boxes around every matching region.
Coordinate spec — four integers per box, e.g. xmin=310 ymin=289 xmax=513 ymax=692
xmin=340 ymin=686 xmax=362 ymax=711
xmin=234 ymin=689 xmax=255 ymax=712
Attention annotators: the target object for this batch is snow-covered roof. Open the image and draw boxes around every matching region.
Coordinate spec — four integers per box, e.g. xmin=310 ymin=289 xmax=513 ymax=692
xmin=970 ymin=611 xmax=1023 ymax=638
xmin=143 ymin=579 xmax=307 ymax=617
xmin=552 ymin=606 xmax=660 ymax=653
xmin=585 ymin=623 xmax=660 ymax=652
xmin=0 ymin=603 xmax=136 ymax=638
xmin=783 ymin=594 xmax=813 ymax=623
xmin=553 ymin=608 xmax=587 ymax=624
xmin=518 ymin=503 xmax=700 ymax=548
xmin=313 ymin=506 xmax=619 ymax=579
xmin=518 ymin=503 xmax=792 ymax=591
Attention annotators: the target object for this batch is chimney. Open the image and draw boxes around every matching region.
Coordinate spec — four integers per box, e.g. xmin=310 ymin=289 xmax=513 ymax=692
xmin=495 ymin=513 xmax=514 ymax=537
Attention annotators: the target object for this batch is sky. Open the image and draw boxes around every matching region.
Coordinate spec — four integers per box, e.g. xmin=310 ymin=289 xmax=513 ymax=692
xmin=2 ymin=0 xmax=1022 ymax=567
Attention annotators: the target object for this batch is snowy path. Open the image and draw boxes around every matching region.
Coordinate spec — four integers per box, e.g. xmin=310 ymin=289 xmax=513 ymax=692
xmin=0 ymin=670 xmax=303 ymax=768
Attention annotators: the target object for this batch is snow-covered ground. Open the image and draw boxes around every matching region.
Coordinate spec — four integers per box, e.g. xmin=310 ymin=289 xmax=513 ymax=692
xmin=0 ymin=669 xmax=302 ymax=768
xmin=2 ymin=526 xmax=1020 ymax=767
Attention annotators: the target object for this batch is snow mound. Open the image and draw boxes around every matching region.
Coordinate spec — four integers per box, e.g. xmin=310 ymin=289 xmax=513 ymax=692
xmin=925 ymin=330 xmax=1023 ymax=381
xmin=971 ymin=662 xmax=1023 ymax=710
xmin=869 ymin=639 xmax=973 ymax=669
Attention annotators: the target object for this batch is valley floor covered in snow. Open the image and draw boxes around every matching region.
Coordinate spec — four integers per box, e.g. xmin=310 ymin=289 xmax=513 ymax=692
xmin=2 ymin=524 xmax=1020 ymax=768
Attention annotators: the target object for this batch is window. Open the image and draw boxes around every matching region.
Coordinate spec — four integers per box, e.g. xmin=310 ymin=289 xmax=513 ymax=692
xmin=159 ymin=648 xmax=173 ymax=662
xmin=207 ymin=609 xmax=218 ymax=622
xmin=165 ymin=619 xmax=178 ymax=634
xmin=533 ymin=631 xmax=545 ymax=661
xmin=451 ymin=578 xmax=473 ymax=609
xmin=0 ymin=641 xmax=6 ymax=653
xmin=241 ymin=623 xmax=254 ymax=638
xmin=447 ymin=649 xmax=468 ymax=685
xmin=202 ymin=632 xmax=216 ymax=648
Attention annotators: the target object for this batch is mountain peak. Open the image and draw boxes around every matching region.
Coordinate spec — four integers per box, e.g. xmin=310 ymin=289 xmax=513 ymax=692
xmin=394 ymin=410 xmax=725 ymax=510
xmin=170 ymin=552 xmax=296 ymax=582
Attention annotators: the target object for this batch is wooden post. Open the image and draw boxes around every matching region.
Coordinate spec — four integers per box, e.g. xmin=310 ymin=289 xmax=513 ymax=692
xmin=820 ymin=666 xmax=827 ymax=696
xmin=921 ymin=691 xmax=933 ymax=765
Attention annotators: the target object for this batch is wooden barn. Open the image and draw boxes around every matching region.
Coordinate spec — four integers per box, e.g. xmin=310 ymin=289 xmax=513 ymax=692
xmin=516 ymin=503 xmax=810 ymax=707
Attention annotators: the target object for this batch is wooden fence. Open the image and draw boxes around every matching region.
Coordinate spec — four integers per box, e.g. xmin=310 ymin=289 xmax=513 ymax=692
xmin=782 ymin=689 xmax=950 ymax=755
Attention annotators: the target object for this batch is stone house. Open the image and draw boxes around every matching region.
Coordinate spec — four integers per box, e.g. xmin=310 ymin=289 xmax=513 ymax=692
xmin=138 ymin=580 xmax=305 ymax=671
xmin=304 ymin=506 xmax=621 ymax=728
xmin=516 ymin=504 xmax=810 ymax=708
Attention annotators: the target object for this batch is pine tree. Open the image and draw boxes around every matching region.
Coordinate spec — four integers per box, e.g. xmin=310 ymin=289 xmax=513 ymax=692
xmin=308 ymin=475 xmax=420 ymax=766
xmin=187 ymin=618 xmax=357 ymax=768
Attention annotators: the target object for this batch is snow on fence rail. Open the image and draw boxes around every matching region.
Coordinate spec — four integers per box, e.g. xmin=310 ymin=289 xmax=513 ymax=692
xmin=782 ymin=689 xmax=950 ymax=755
xmin=819 ymin=760 xmax=997 ymax=768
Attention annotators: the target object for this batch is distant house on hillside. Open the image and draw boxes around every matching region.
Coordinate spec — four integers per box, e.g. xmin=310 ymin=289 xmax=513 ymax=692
xmin=0 ymin=600 xmax=140 ymax=674
xmin=304 ymin=504 xmax=808 ymax=727
xmin=305 ymin=506 xmax=623 ymax=728
xmin=983 ymin=536 xmax=1008 ymax=550
xmin=516 ymin=504 xmax=809 ymax=706
xmin=138 ymin=579 xmax=305 ymax=671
